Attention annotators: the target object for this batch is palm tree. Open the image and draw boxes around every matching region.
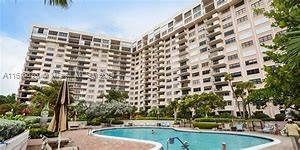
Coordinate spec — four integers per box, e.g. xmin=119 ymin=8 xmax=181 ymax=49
xmin=168 ymin=100 xmax=179 ymax=121
xmin=225 ymin=73 xmax=241 ymax=117
xmin=44 ymin=0 xmax=71 ymax=8
xmin=234 ymin=82 xmax=255 ymax=119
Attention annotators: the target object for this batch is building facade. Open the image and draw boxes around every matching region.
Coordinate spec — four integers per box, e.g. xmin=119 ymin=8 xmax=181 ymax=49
xmin=19 ymin=0 xmax=280 ymax=117
xmin=18 ymin=25 xmax=132 ymax=102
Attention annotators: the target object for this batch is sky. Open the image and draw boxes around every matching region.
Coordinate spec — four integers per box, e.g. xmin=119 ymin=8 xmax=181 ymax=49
xmin=0 ymin=0 xmax=197 ymax=95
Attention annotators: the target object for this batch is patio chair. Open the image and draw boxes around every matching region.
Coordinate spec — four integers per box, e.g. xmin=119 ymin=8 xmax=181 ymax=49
xmin=236 ymin=123 xmax=244 ymax=132
xmin=41 ymin=135 xmax=79 ymax=150
xmin=223 ymin=123 xmax=231 ymax=131
xmin=262 ymin=125 xmax=274 ymax=133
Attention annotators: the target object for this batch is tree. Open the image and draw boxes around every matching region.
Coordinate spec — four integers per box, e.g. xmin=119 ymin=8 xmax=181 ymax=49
xmin=193 ymin=93 xmax=224 ymax=118
xmin=167 ymin=100 xmax=180 ymax=121
xmin=0 ymin=94 xmax=16 ymax=104
xmin=44 ymin=0 xmax=71 ymax=8
xmin=0 ymin=94 xmax=27 ymax=115
xmin=225 ymin=73 xmax=241 ymax=116
xmin=234 ymin=82 xmax=255 ymax=119
xmin=101 ymin=90 xmax=129 ymax=103
xmin=252 ymin=0 xmax=300 ymax=110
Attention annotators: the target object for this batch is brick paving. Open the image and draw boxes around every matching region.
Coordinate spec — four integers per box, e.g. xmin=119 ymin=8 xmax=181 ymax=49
xmin=61 ymin=129 xmax=155 ymax=150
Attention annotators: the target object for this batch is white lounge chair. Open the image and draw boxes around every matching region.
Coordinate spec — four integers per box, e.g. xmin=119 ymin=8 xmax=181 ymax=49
xmin=236 ymin=123 xmax=244 ymax=131
xmin=223 ymin=123 xmax=231 ymax=131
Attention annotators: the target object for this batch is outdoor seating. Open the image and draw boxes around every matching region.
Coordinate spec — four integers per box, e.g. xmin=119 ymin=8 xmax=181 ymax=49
xmin=236 ymin=123 xmax=244 ymax=132
xmin=41 ymin=135 xmax=79 ymax=150
xmin=262 ymin=125 xmax=274 ymax=133
xmin=223 ymin=123 xmax=231 ymax=131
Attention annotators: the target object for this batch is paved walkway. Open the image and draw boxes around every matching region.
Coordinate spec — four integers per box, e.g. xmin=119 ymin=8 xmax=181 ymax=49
xmin=62 ymin=129 xmax=155 ymax=150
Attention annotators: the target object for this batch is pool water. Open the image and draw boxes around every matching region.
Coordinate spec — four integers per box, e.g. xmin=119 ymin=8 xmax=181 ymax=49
xmin=94 ymin=127 xmax=273 ymax=150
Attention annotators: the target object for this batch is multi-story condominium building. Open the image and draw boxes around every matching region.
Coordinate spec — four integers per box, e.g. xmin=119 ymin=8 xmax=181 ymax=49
xmin=18 ymin=25 xmax=132 ymax=102
xmin=129 ymin=0 xmax=280 ymax=116
xmin=19 ymin=0 xmax=280 ymax=117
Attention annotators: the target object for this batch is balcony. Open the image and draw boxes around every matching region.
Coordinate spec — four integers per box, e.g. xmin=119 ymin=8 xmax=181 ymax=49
xmin=212 ymin=67 xmax=227 ymax=76
xmin=210 ymin=43 xmax=224 ymax=52
xmin=176 ymin=37 xmax=187 ymax=44
xmin=211 ymin=59 xmax=226 ymax=68
xmin=214 ymin=77 xmax=227 ymax=85
xmin=209 ymin=51 xmax=225 ymax=60
xmin=176 ymin=30 xmax=186 ymax=38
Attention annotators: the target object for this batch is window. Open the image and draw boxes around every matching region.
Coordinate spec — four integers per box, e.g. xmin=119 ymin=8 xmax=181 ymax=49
xmin=192 ymin=72 xmax=199 ymax=77
xmin=200 ymin=47 xmax=208 ymax=53
xmin=236 ymin=8 xmax=246 ymax=16
xmin=203 ymin=77 xmax=211 ymax=82
xmin=193 ymin=80 xmax=200 ymax=85
xmin=249 ymin=78 xmax=262 ymax=84
xmin=247 ymin=68 xmax=260 ymax=75
xmin=217 ymin=0 xmax=226 ymax=6
xmin=44 ymin=64 xmax=51 ymax=67
xmin=237 ymin=15 xmax=248 ymax=24
xmin=224 ymin=30 xmax=234 ymax=36
xmin=199 ymin=40 xmax=206 ymax=46
xmin=37 ymin=28 xmax=44 ymax=34
xmin=231 ymin=72 xmax=242 ymax=77
xmin=192 ymin=65 xmax=199 ymax=70
xmin=46 ymin=53 xmax=54 ymax=56
xmin=45 ymin=58 xmax=52 ymax=62
xmin=228 ymin=54 xmax=238 ymax=60
xmin=202 ymin=70 xmax=210 ymax=75
xmin=229 ymin=63 xmax=240 ymax=69
xmin=202 ymin=62 xmax=209 ymax=67
xmin=48 ymin=31 xmax=58 ymax=35
xmin=193 ymin=88 xmax=201 ymax=92
xmin=251 ymin=0 xmax=264 ymax=8
xmin=94 ymin=38 xmax=101 ymax=43
xmin=245 ymin=59 xmax=258 ymax=66
xmin=58 ymin=32 xmax=67 ymax=37
xmin=241 ymin=40 xmax=254 ymax=48
xmin=225 ymin=37 xmax=236 ymax=44
xmin=263 ymin=56 xmax=271 ymax=61
xmin=259 ymin=34 xmax=272 ymax=43
xmin=223 ymin=22 xmax=233 ymax=29
xmin=222 ymin=15 xmax=231 ymax=22
xmin=198 ymin=34 xmax=206 ymax=39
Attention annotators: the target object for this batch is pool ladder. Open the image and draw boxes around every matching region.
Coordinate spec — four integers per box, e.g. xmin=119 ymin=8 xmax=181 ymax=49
xmin=166 ymin=137 xmax=189 ymax=150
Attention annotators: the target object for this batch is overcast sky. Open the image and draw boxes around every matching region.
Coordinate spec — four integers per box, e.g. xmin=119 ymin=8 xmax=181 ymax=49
xmin=0 ymin=0 xmax=197 ymax=95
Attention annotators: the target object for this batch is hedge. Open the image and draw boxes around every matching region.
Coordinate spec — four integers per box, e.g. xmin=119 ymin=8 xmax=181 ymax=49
xmin=133 ymin=117 xmax=174 ymax=120
xmin=194 ymin=118 xmax=242 ymax=123
xmin=29 ymin=128 xmax=57 ymax=139
xmin=111 ymin=120 xmax=124 ymax=125
xmin=192 ymin=122 xmax=219 ymax=129
xmin=0 ymin=119 xmax=26 ymax=142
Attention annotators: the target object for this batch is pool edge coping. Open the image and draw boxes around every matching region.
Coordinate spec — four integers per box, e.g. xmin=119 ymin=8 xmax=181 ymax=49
xmin=90 ymin=127 xmax=281 ymax=150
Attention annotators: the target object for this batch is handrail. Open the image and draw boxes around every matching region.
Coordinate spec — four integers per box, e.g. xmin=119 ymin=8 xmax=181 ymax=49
xmin=167 ymin=137 xmax=189 ymax=150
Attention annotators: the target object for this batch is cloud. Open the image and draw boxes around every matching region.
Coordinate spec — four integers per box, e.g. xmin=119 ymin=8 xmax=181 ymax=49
xmin=0 ymin=35 xmax=28 ymax=95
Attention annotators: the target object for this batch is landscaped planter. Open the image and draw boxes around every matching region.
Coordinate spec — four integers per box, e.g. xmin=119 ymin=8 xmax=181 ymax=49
xmin=0 ymin=130 xmax=29 ymax=150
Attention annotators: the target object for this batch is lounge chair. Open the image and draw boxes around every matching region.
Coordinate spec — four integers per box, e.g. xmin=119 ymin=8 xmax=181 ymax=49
xmin=262 ymin=125 xmax=274 ymax=133
xmin=223 ymin=123 xmax=231 ymax=131
xmin=236 ymin=123 xmax=244 ymax=131
xmin=41 ymin=135 xmax=79 ymax=150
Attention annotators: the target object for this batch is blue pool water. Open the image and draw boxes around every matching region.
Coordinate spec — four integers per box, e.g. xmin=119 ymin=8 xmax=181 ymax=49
xmin=94 ymin=127 xmax=273 ymax=150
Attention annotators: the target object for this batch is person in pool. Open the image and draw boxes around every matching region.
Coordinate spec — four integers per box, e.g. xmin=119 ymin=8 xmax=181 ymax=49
xmin=152 ymin=129 xmax=155 ymax=134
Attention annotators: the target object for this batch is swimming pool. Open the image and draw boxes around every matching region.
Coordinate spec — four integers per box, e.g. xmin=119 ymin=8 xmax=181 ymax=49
xmin=93 ymin=127 xmax=279 ymax=150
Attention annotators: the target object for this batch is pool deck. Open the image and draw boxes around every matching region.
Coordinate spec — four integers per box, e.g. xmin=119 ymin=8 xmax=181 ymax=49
xmin=42 ymin=127 xmax=294 ymax=150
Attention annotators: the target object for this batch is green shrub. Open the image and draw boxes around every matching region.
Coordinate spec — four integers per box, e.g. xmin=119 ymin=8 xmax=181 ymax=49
xmin=0 ymin=119 xmax=26 ymax=142
xmin=275 ymin=113 xmax=286 ymax=121
xmin=192 ymin=122 xmax=219 ymax=129
xmin=87 ymin=118 xmax=101 ymax=126
xmin=29 ymin=128 xmax=57 ymax=139
xmin=111 ymin=120 xmax=124 ymax=125
xmin=194 ymin=118 xmax=243 ymax=123
xmin=251 ymin=112 xmax=270 ymax=119
xmin=213 ymin=113 xmax=234 ymax=118
xmin=134 ymin=116 xmax=174 ymax=120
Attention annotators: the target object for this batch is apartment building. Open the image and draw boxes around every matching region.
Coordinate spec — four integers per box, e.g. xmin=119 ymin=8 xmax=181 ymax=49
xmin=19 ymin=0 xmax=280 ymax=117
xmin=129 ymin=0 xmax=280 ymax=117
xmin=18 ymin=25 xmax=132 ymax=102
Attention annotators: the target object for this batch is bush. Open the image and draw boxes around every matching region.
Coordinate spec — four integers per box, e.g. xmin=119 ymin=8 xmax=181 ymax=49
xmin=194 ymin=118 xmax=243 ymax=123
xmin=192 ymin=122 xmax=219 ymax=129
xmin=213 ymin=113 xmax=234 ymax=118
xmin=0 ymin=119 xmax=26 ymax=142
xmin=251 ymin=112 xmax=271 ymax=120
xmin=29 ymin=128 xmax=57 ymax=139
xmin=134 ymin=116 xmax=174 ymax=120
xmin=275 ymin=113 xmax=286 ymax=121
xmin=87 ymin=118 xmax=101 ymax=126
xmin=111 ymin=120 xmax=124 ymax=125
